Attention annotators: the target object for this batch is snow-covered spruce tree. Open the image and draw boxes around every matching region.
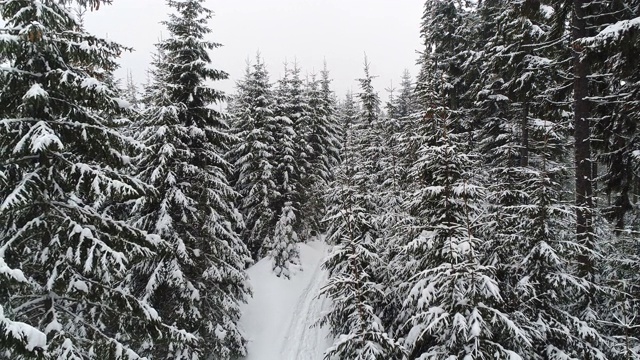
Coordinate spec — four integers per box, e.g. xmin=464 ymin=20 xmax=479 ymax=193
xmin=0 ymin=1 xmax=166 ymax=358
xmin=545 ymin=0 xmax=615 ymax=294
xmin=394 ymin=3 xmax=530 ymax=356
xmin=357 ymin=58 xmax=383 ymax=190
xmin=380 ymin=85 xmax=406 ymax=200
xmin=319 ymin=89 xmax=405 ymax=360
xmin=540 ymin=1 xmax=640 ymax=356
xmin=581 ymin=4 xmax=640 ymax=356
xmin=301 ymin=70 xmax=341 ymax=237
xmin=256 ymin=63 xmax=306 ymax=261
xmin=320 ymin=62 xmax=342 ymax=172
xmin=353 ymin=59 xmax=399 ymax=320
xmin=471 ymin=1 xmax=562 ymax=353
xmin=398 ymin=90 xmax=527 ymax=359
xmin=375 ymin=84 xmax=415 ymax=336
xmin=272 ymin=62 xmax=310 ymax=237
xmin=392 ymin=70 xmax=420 ymax=184
xmin=269 ymin=201 xmax=300 ymax=278
xmin=129 ymin=0 xmax=250 ymax=358
xmin=227 ymin=56 xmax=299 ymax=277
xmin=228 ymin=56 xmax=280 ymax=260
xmin=336 ymin=91 xmax=359 ymax=147
xmin=473 ymin=4 xmax=609 ymax=351
xmin=122 ymin=70 xmax=139 ymax=110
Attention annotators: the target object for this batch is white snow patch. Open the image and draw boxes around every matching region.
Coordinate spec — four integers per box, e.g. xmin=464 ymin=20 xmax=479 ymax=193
xmin=540 ymin=4 xmax=554 ymax=19
xmin=0 ymin=305 xmax=47 ymax=352
xmin=584 ymin=16 xmax=640 ymax=43
xmin=240 ymin=240 xmax=334 ymax=360
xmin=23 ymin=83 xmax=48 ymax=100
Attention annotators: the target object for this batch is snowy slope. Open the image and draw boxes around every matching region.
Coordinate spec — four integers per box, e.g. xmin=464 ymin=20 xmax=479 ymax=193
xmin=240 ymin=240 xmax=333 ymax=360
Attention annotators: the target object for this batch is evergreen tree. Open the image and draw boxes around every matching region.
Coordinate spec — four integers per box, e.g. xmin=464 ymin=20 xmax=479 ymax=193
xmin=392 ymin=70 xmax=420 ymax=184
xmin=376 ymin=84 xmax=414 ymax=337
xmin=268 ymin=201 xmax=300 ymax=278
xmin=228 ymin=56 xmax=280 ymax=260
xmin=320 ymin=62 xmax=342 ymax=172
xmin=123 ymin=70 xmax=139 ymax=109
xmin=301 ymin=69 xmax=340 ymax=237
xmin=581 ymin=2 xmax=640 ymax=356
xmin=320 ymin=87 xmax=405 ymax=360
xmin=398 ymin=64 xmax=525 ymax=357
xmin=129 ymin=0 xmax=250 ymax=358
xmin=0 ymin=0 xmax=164 ymax=357
xmin=336 ymin=92 xmax=359 ymax=147
xmin=472 ymin=2 xmax=571 ymax=356
xmin=320 ymin=61 xmax=406 ymax=359
xmin=272 ymin=63 xmax=306 ymax=239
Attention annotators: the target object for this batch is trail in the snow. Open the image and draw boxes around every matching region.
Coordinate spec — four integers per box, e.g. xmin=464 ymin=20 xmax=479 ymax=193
xmin=279 ymin=251 xmax=329 ymax=359
xmin=240 ymin=240 xmax=333 ymax=360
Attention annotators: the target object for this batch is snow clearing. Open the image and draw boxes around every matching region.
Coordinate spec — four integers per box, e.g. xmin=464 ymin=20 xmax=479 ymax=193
xmin=240 ymin=240 xmax=333 ymax=360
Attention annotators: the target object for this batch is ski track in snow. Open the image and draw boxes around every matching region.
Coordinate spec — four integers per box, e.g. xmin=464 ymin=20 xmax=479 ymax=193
xmin=240 ymin=240 xmax=333 ymax=360
xmin=279 ymin=253 xmax=328 ymax=359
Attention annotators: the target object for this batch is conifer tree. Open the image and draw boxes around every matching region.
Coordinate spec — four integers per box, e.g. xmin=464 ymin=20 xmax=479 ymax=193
xmin=268 ymin=201 xmax=300 ymax=278
xmin=123 ymin=70 xmax=139 ymax=109
xmin=581 ymin=3 xmax=640 ymax=355
xmin=0 ymin=0 xmax=164 ymax=357
xmin=336 ymin=92 xmax=359 ymax=151
xmin=129 ymin=0 xmax=250 ymax=358
xmin=320 ymin=89 xmax=404 ymax=360
xmin=392 ymin=70 xmax=420 ymax=183
xmin=472 ymin=3 xmax=567 ymax=354
xmin=301 ymin=69 xmax=340 ymax=237
xmin=229 ymin=56 xmax=280 ymax=260
xmin=320 ymin=63 xmax=342 ymax=172
xmin=271 ymin=63 xmax=306 ymax=239
xmin=320 ymin=61 xmax=406 ymax=359
xmin=398 ymin=65 xmax=526 ymax=358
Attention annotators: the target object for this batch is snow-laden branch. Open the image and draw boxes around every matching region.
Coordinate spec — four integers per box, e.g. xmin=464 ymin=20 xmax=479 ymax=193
xmin=582 ymin=17 xmax=640 ymax=44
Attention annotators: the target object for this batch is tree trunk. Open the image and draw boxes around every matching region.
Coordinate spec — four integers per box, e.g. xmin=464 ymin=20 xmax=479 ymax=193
xmin=573 ymin=0 xmax=594 ymax=277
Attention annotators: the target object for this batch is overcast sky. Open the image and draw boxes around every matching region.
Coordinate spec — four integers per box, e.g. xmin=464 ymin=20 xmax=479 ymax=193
xmin=85 ymin=0 xmax=424 ymax=101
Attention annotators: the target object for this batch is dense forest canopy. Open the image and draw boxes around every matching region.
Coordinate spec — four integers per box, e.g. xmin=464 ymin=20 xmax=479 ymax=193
xmin=1 ymin=0 xmax=640 ymax=359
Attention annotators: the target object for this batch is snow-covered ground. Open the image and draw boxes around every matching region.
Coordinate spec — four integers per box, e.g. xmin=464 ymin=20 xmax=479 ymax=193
xmin=240 ymin=240 xmax=334 ymax=360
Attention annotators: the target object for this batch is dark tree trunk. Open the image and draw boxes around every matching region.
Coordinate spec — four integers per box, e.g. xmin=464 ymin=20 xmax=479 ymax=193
xmin=573 ymin=0 xmax=594 ymax=277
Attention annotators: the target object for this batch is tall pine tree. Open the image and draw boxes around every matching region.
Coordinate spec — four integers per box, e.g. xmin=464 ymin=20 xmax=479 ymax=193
xmin=0 ymin=0 xmax=164 ymax=357
xmin=129 ymin=0 xmax=250 ymax=358
xmin=229 ymin=56 xmax=280 ymax=261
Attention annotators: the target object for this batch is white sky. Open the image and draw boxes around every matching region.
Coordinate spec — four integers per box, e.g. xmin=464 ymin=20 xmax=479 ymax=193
xmin=85 ymin=0 xmax=423 ymax=100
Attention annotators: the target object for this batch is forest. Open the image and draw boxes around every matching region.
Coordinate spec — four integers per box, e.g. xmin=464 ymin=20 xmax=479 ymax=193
xmin=1 ymin=0 xmax=640 ymax=359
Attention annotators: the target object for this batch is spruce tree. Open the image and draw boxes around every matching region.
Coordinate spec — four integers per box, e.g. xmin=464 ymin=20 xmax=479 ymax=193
xmin=229 ymin=56 xmax=280 ymax=260
xmin=581 ymin=3 xmax=640 ymax=356
xmin=472 ymin=2 xmax=566 ymax=355
xmin=301 ymin=69 xmax=340 ymax=237
xmin=0 ymin=0 xmax=164 ymax=357
xmin=393 ymin=70 xmax=420 ymax=184
xmin=320 ymin=62 xmax=342 ymax=173
xmin=129 ymin=0 xmax=250 ymax=358
xmin=123 ymin=70 xmax=139 ymax=110
xmin=320 ymin=93 xmax=404 ymax=360
xmin=376 ymin=84 xmax=414 ymax=337
xmin=269 ymin=201 xmax=300 ymax=278
xmin=320 ymin=61 xmax=405 ymax=359
xmin=272 ymin=62 xmax=310 ymax=237
xmin=398 ymin=68 xmax=525 ymax=358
